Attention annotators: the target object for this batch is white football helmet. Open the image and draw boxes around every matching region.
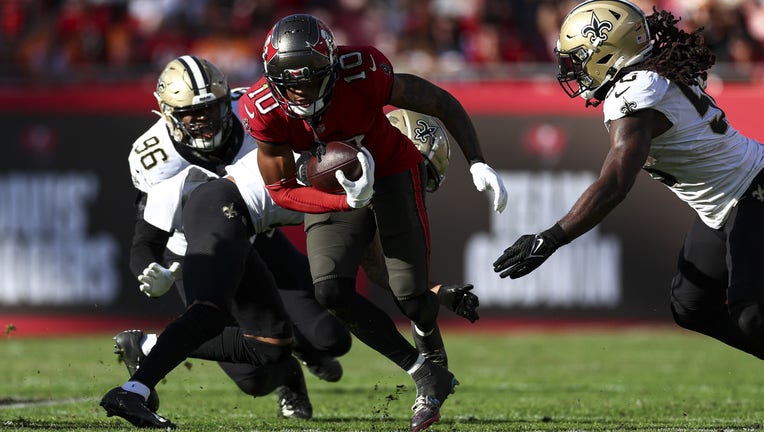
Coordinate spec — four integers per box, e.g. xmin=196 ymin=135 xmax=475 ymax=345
xmin=556 ymin=0 xmax=652 ymax=100
xmin=387 ymin=109 xmax=451 ymax=192
xmin=154 ymin=55 xmax=232 ymax=152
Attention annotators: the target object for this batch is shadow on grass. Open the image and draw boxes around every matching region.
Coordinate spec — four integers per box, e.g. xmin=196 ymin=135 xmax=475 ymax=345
xmin=2 ymin=415 xmax=761 ymax=431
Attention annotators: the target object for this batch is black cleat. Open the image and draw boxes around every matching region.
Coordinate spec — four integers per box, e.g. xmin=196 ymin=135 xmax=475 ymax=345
xmin=100 ymin=387 xmax=176 ymax=430
xmin=277 ymin=357 xmax=313 ymax=419
xmin=113 ymin=330 xmax=146 ymax=376
xmin=113 ymin=330 xmax=160 ymax=412
xmin=276 ymin=385 xmax=313 ymax=419
xmin=412 ymin=323 xmax=448 ymax=368
xmin=295 ymin=352 xmax=343 ymax=382
xmin=410 ymin=360 xmax=459 ymax=432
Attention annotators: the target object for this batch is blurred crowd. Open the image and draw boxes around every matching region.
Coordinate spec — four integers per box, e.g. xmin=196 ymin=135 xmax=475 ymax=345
xmin=2 ymin=0 xmax=764 ymax=85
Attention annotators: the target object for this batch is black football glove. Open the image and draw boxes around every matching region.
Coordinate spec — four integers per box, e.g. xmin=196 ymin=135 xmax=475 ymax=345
xmin=437 ymin=283 xmax=479 ymax=323
xmin=295 ymin=152 xmax=312 ymax=186
xmin=493 ymin=223 xmax=570 ymax=279
xmin=311 ymin=140 xmax=327 ymax=162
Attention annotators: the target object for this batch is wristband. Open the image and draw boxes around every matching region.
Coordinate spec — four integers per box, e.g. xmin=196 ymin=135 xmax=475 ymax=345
xmin=543 ymin=223 xmax=570 ymax=247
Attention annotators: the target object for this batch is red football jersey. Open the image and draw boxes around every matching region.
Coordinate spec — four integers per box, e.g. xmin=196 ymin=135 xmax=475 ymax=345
xmin=239 ymin=45 xmax=423 ymax=178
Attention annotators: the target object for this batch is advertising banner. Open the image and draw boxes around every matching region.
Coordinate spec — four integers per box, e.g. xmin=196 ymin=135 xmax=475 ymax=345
xmin=0 ymin=80 xmax=760 ymax=321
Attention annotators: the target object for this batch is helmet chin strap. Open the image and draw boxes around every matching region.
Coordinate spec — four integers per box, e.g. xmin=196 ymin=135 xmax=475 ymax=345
xmin=287 ymin=74 xmax=332 ymax=118
xmin=581 ymin=44 xmax=654 ymax=104
xmin=289 ymin=98 xmax=325 ymax=117
xmin=189 ymin=129 xmax=223 ymax=152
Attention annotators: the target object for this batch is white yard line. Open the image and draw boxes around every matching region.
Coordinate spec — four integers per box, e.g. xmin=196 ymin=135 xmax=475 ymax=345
xmin=0 ymin=397 xmax=95 ymax=409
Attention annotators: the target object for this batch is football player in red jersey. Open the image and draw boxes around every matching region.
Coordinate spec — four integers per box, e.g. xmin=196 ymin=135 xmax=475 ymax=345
xmin=100 ymin=56 xmax=483 ymax=430
xmin=239 ymin=14 xmax=507 ymax=432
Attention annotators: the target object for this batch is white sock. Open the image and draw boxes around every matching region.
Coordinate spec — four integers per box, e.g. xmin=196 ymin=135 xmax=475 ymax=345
xmin=413 ymin=324 xmax=433 ymax=337
xmin=141 ymin=333 xmax=157 ymax=356
xmin=121 ymin=381 xmax=150 ymax=401
xmin=407 ymin=354 xmax=426 ymax=375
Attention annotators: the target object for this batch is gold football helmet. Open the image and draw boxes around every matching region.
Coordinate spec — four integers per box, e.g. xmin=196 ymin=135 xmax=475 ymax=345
xmin=387 ymin=109 xmax=451 ymax=192
xmin=556 ymin=0 xmax=652 ymax=100
xmin=154 ymin=55 xmax=232 ymax=152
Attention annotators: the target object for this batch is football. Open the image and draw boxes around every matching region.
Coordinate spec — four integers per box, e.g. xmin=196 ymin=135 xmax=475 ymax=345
xmin=306 ymin=141 xmax=363 ymax=194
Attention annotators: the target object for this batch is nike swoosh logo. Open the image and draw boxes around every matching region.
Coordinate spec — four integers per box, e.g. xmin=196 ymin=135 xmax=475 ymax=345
xmin=531 ymin=237 xmax=544 ymax=255
xmin=152 ymin=413 xmax=168 ymax=423
xmin=369 ymin=54 xmax=377 ymax=72
xmin=614 ymin=87 xmax=630 ymax=98
xmin=244 ymin=102 xmax=255 ymax=119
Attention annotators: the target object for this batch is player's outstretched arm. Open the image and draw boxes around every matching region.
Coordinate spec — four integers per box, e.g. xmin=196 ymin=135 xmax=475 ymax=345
xmin=494 ymin=112 xmax=653 ymax=279
xmin=389 ymin=73 xmax=507 ymax=213
xmin=493 ymin=224 xmax=570 ymax=279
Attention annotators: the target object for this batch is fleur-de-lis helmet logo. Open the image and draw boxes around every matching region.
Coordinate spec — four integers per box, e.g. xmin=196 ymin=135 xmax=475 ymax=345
xmin=414 ymin=119 xmax=438 ymax=145
xmin=581 ymin=12 xmax=613 ymax=44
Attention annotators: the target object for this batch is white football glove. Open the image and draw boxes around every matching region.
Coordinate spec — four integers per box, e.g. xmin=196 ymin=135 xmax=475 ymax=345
xmin=337 ymin=146 xmax=375 ymax=208
xmin=469 ymin=162 xmax=508 ymax=213
xmin=138 ymin=262 xmax=181 ymax=298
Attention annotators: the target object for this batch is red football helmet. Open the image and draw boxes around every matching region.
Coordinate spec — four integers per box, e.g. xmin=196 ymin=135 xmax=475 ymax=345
xmin=262 ymin=14 xmax=338 ymax=123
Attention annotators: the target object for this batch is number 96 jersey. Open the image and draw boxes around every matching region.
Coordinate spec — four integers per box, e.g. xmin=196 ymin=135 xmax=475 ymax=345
xmin=128 ymin=96 xmax=256 ymax=193
xmin=129 ymin=120 xmax=191 ymax=193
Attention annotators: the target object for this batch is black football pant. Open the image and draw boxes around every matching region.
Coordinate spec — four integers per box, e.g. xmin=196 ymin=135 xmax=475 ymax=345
xmin=165 ymin=227 xmax=352 ymax=395
xmin=132 ymin=179 xmax=292 ymax=389
xmin=670 ymin=170 xmax=764 ymax=359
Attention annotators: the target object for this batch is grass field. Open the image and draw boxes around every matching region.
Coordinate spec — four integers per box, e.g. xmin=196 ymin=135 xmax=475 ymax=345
xmin=2 ymin=324 xmax=764 ymax=431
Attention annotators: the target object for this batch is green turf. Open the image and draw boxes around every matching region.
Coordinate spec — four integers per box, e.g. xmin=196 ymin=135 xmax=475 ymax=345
xmin=2 ymin=326 xmax=763 ymax=431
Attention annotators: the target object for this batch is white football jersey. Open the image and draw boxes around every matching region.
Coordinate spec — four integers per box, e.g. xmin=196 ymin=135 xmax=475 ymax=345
xmin=128 ymin=99 xmax=257 ymax=193
xmin=603 ymin=70 xmax=764 ymax=229
xmin=225 ymin=150 xmax=305 ymax=233
xmin=144 ymin=165 xmax=217 ymax=234
xmin=143 ymin=149 xmax=304 ymax=240
xmin=130 ymin=96 xmax=258 ymax=255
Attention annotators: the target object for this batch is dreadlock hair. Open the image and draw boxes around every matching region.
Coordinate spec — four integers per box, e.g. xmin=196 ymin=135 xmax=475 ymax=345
xmin=624 ymin=8 xmax=715 ymax=85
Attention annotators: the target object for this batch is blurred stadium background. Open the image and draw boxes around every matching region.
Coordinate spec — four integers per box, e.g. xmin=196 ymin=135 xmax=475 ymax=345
xmin=1 ymin=0 xmax=763 ymax=335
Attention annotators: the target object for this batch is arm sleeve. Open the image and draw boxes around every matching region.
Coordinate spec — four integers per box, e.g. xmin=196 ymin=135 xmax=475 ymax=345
xmin=266 ymin=177 xmax=351 ymax=214
xmin=129 ymin=192 xmax=171 ymax=277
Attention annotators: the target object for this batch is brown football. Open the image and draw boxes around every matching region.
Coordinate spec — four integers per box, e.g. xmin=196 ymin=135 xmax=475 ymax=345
xmin=306 ymin=141 xmax=363 ymax=194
